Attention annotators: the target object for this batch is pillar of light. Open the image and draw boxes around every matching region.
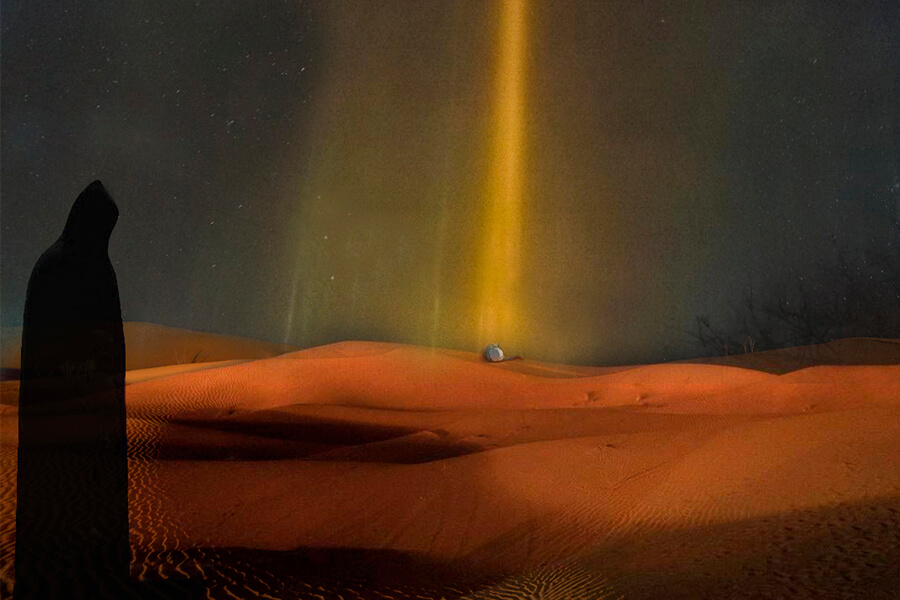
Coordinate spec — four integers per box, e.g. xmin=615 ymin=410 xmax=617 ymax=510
xmin=476 ymin=0 xmax=527 ymax=347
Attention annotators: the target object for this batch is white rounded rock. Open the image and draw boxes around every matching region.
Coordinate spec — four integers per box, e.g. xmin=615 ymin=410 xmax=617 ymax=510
xmin=484 ymin=344 xmax=505 ymax=362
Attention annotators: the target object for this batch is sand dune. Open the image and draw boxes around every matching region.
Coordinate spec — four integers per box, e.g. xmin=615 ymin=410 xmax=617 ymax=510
xmin=0 ymin=322 xmax=298 ymax=376
xmin=683 ymin=337 xmax=900 ymax=374
xmin=1 ymin=334 xmax=898 ymax=598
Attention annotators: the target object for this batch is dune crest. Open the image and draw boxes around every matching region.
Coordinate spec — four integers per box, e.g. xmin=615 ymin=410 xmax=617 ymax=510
xmin=1 ymin=322 xmax=299 ymax=375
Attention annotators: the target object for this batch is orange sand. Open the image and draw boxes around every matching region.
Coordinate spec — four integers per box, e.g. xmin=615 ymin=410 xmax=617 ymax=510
xmin=1 ymin=329 xmax=898 ymax=598
xmin=0 ymin=322 xmax=298 ymax=374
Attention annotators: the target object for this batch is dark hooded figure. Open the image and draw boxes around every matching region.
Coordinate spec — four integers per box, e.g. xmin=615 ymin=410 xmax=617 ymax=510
xmin=15 ymin=181 xmax=131 ymax=599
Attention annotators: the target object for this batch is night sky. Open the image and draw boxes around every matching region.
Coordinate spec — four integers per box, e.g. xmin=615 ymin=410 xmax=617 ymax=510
xmin=2 ymin=0 xmax=898 ymax=365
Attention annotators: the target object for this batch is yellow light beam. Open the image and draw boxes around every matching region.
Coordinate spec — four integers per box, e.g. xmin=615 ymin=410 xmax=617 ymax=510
xmin=477 ymin=0 xmax=527 ymax=347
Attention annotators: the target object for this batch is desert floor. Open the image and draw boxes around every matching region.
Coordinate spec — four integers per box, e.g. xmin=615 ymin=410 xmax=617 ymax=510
xmin=1 ymin=325 xmax=899 ymax=599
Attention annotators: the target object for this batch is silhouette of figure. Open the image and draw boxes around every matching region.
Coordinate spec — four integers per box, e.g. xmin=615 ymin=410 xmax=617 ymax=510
xmin=15 ymin=181 xmax=131 ymax=599
xmin=16 ymin=181 xmax=205 ymax=599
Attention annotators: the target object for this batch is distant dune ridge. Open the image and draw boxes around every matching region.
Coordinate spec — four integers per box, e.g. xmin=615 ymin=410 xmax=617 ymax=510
xmin=1 ymin=322 xmax=299 ymax=377
xmin=1 ymin=324 xmax=899 ymax=598
xmin=683 ymin=336 xmax=900 ymax=374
